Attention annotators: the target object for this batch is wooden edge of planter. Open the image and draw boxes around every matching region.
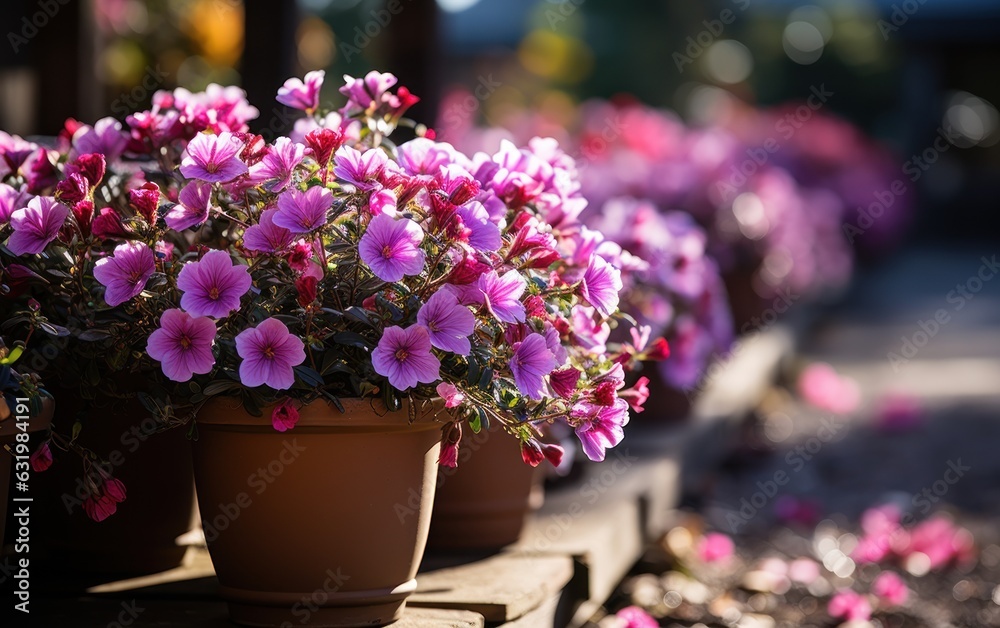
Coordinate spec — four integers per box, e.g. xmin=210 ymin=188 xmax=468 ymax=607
xmin=410 ymin=553 xmax=575 ymax=623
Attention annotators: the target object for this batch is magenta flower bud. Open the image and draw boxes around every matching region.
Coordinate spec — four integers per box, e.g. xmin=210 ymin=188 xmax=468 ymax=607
xmin=30 ymin=442 xmax=53 ymax=472
xmin=271 ymin=398 xmax=300 ymax=432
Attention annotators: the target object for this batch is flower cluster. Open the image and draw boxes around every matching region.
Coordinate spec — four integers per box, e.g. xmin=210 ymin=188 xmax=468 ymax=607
xmin=0 ymin=70 xmax=667 ymax=492
xmin=445 ymin=96 xmax=909 ymax=358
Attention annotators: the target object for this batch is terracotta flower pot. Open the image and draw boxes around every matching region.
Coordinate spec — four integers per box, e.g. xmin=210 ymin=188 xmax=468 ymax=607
xmin=193 ymin=396 xmax=442 ymax=627
xmin=32 ymin=392 xmax=197 ymax=578
xmin=1 ymin=396 xmax=52 ymax=553
xmin=427 ymin=423 xmax=542 ymax=552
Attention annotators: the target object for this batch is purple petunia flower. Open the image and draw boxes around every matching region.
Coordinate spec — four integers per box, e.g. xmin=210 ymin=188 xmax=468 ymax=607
xmin=234 ymin=317 xmax=306 ymax=390
xmin=165 ymin=181 xmax=214 ymax=231
xmin=332 ymin=145 xmax=390 ymax=192
xmin=276 ymin=70 xmax=325 ymax=113
xmin=72 ymin=117 xmax=127 ymax=162
xmin=243 ymin=208 xmax=294 ymax=253
xmin=457 ymin=200 xmax=502 ymax=252
xmin=372 ymin=325 xmax=441 ymax=391
xmin=572 ymin=398 xmax=629 ymax=461
xmin=180 ymin=132 xmax=248 ymax=183
xmin=417 ymin=287 xmax=476 ymax=355
xmin=93 ymin=241 xmax=156 ymax=307
xmin=478 ymin=269 xmax=527 ymax=324
xmin=579 ymin=254 xmax=622 ymax=318
xmin=510 ymin=332 xmax=557 ymax=400
xmin=7 ymin=196 xmax=68 ymax=255
xmin=176 ymin=249 xmax=252 ymax=318
xmin=146 ymin=309 xmax=217 ymax=382
xmin=358 ymin=213 xmax=425 ymax=282
xmin=248 ymin=136 xmax=305 ymax=192
xmin=272 ymin=186 xmax=332 ymax=233
xmin=0 ymin=183 xmax=29 ymax=224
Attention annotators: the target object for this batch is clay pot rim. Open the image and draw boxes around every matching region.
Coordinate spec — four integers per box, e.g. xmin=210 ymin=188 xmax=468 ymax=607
xmin=196 ymin=395 xmax=451 ymax=431
xmin=0 ymin=395 xmax=54 ymax=439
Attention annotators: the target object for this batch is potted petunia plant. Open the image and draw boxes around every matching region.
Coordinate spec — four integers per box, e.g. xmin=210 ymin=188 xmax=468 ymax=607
xmin=1 ymin=70 xmax=665 ymax=626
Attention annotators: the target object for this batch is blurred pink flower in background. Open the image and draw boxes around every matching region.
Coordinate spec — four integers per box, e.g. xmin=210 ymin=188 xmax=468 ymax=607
xmin=615 ymin=605 xmax=658 ymax=628
xmin=697 ymin=532 xmax=735 ymax=564
xmin=797 ymin=362 xmax=860 ymax=414
xmin=872 ymin=570 xmax=909 ymax=607
xmin=828 ymin=589 xmax=872 ymax=622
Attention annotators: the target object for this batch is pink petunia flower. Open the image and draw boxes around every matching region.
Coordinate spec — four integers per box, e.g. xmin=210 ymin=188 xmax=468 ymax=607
xmin=579 ymin=254 xmax=622 ymax=318
xmin=165 ymin=180 xmax=214 ymax=231
xmin=276 ymin=70 xmax=325 ymax=113
xmin=828 ymin=590 xmax=872 ymax=622
xmin=271 ymin=398 xmax=300 ymax=432
xmin=180 ymin=131 xmax=248 ymax=183
xmin=478 ymin=269 xmax=527 ymax=324
xmin=234 ymin=318 xmax=306 ymax=390
xmin=417 ymin=288 xmax=476 ymax=355
xmin=93 ymin=241 xmax=156 ymax=306
xmin=332 ymin=144 xmax=389 ymax=191
xmin=698 ymin=532 xmax=735 ymax=563
xmin=340 ymin=70 xmax=398 ymax=112
xmin=249 ymin=136 xmax=305 ymax=192
xmin=372 ymin=325 xmax=441 ymax=391
xmin=7 ymin=196 xmax=69 ymax=255
xmin=146 ymin=309 xmax=218 ymax=382
xmin=273 ymin=186 xmax=332 ymax=233
xmin=436 ymin=382 xmax=465 ymax=408
xmin=872 ymin=571 xmax=909 ymax=607
xmin=619 ymin=376 xmax=651 ymax=413
xmin=358 ymin=213 xmax=425 ymax=282
xmin=572 ymin=398 xmax=629 ymax=461
xmin=615 ymin=606 xmax=658 ymax=628
xmin=243 ymin=208 xmax=295 ymax=253
xmin=369 ymin=187 xmax=397 ymax=216
xmin=176 ymin=249 xmax=252 ymax=318
xmin=510 ymin=333 xmax=557 ymax=400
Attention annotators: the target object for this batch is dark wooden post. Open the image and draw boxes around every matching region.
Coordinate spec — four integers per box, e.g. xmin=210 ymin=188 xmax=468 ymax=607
xmin=242 ymin=0 xmax=300 ymax=137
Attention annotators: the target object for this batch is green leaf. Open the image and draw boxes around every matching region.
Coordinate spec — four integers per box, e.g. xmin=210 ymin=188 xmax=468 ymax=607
xmin=478 ymin=367 xmax=493 ymax=392
xmin=137 ymin=392 xmax=160 ymax=416
xmin=77 ymin=329 xmax=111 ymax=342
xmin=0 ymin=346 xmax=24 ymax=365
xmin=477 ymin=407 xmax=490 ymax=432
xmin=466 ymin=355 xmax=481 ymax=387
xmin=203 ymin=381 xmax=241 ymax=397
xmin=39 ymin=322 xmax=71 ymax=337
xmin=71 ymin=421 xmax=83 ymax=441
xmin=294 ymin=365 xmax=324 ymax=388
xmin=332 ymin=331 xmax=373 ymax=351
xmin=344 ymin=306 xmax=375 ymax=328
xmin=84 ymin=361 xmax=101 ymax=387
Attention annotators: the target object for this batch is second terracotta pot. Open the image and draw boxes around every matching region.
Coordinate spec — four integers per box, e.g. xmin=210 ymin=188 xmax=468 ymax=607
xmin=32 ymin=390 xmax=196 ymax=579
xmin=193 ymin=396 xmax=442 ymax=627
xmin=427 ymin=423 xmax=542 ymax=552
